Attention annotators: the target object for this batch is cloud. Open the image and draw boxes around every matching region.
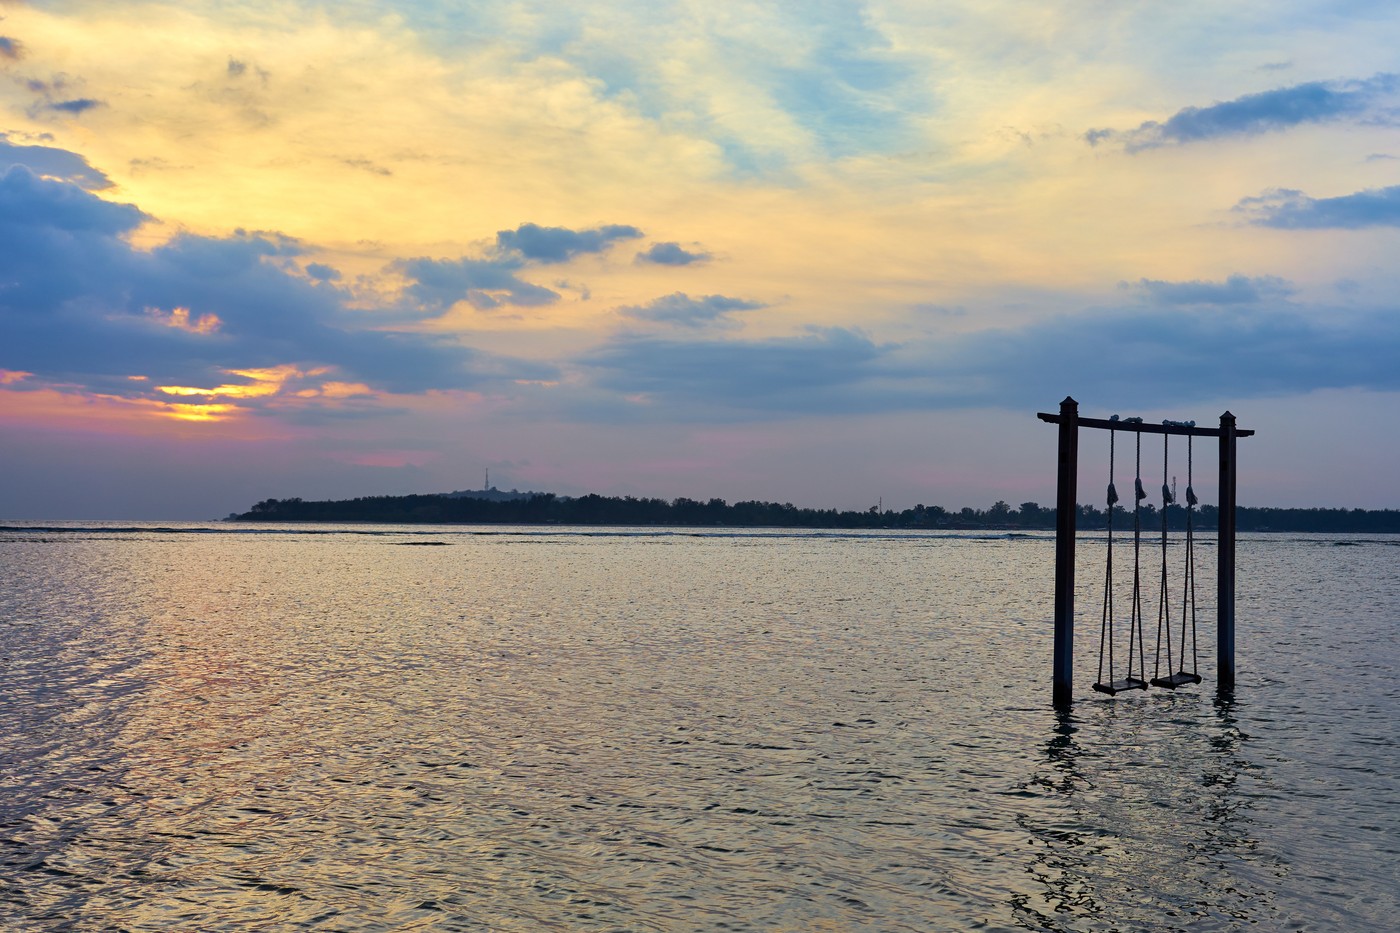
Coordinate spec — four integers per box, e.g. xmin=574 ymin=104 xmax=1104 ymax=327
xmin=1235 ymin=186 xmax=1400 ymax=229
xmin=1134 ymin=275 xmax=1294 ymax=305
xmin=0 ymin=37 xmax=21 ymax=60
xmin=575 ymin=295 xmax=1400 ymax=422
xmin=1088 ymin=73 xmax=1400 ymax=151
xmin=393 ymin=256 xmax=560 ymax=312
xmin=19 ymin=74 xmax=105 ymax=119
xmin=934 ymin=303 xmax=1400 ymax=410
xmin=616 ymin=292 xmax=763 ymax=329
xmin=305 ymin=262 xmax=341 ymax=282
xmin=0 ymin=164 xmax=549 ymax=418
xmin=392 ymin=221 xmax=648 ymax=312
xmin=495 ymin=222 xmax=642 ymax=262
xmin=0 ymin=133 xmax=112 ymax=190
xmin=635 ymin=242 xmax=711 ymax=266
xmin=578 ymin=327 xmax=898 ymax=416
xmin=0 ymin=163 xmax=144 ymax=236
xmin=49 ymin=98 xmax=103 ymax=115
xmin=343 ymin=157 xmax=392 ymax=176
xmin=225 ymin=56 xmax=269 ymax=84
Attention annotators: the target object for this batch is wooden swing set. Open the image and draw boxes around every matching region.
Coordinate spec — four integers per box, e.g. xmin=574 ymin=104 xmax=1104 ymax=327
xmin=1038 ymin=397 xmax=1254 ymax=705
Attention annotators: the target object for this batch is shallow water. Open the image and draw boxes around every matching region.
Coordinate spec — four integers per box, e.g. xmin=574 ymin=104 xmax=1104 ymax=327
xmin=1 ymin=524 xmax=1397 ymax=930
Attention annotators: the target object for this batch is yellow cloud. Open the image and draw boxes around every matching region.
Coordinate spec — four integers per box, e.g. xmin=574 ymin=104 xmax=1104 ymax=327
xmin=154 ymin=363 xmax=312 ymax=400
xmin=228 ymin=364 xmax=325 ymax=383
xmin=156 ymin=381 xmax=278 ymax=399
xmin=4 ymin=3 xmax=726 ymax=259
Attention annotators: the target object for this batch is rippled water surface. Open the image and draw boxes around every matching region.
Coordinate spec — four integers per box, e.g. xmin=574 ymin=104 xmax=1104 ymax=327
xmin=2 ymin=524 xmax=1397 ymax=930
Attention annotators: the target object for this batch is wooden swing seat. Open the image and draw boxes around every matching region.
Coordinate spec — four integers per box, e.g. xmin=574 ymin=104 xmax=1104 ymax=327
xmin=1092 ymin=677 xmax=1148 ymax=695
xmin=1150 ymin=671 xmax=1202 ymax=689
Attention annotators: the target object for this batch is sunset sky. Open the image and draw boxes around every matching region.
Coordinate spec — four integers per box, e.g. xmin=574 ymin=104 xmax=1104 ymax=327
xmin=3 ymin=0 xmax=1400 ymax=519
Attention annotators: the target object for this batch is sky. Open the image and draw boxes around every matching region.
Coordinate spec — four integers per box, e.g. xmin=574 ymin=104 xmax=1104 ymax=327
xmin=2 ymin=0 xmax=1400 ymax=519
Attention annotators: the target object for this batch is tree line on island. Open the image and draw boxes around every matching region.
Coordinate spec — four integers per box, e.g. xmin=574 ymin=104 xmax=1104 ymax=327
xmin=234 ymin=492 xmax=1400 ymax=533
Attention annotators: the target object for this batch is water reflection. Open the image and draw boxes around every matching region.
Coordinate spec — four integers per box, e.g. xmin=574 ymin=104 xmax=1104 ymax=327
xmin=1042 ymin=709 xmax=1086 ymax=796
xmin=1007 ymin=710 xmax=1106 ymax=929
xmin=1010 ymin=692 xmax=1287 ymax=932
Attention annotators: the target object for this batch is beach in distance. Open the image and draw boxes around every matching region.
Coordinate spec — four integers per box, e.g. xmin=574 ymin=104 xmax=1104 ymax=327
xmin=3 ymin=521 xmax=1398 ymax=931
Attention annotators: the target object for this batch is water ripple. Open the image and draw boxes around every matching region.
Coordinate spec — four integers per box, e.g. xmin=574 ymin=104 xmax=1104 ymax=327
xmin=1 ymin=528 xmax=1397 ymax=929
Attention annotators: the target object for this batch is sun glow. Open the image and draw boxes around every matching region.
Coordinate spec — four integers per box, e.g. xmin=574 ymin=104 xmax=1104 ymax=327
xmin=160 ymin=402 xmax=241 ymax=422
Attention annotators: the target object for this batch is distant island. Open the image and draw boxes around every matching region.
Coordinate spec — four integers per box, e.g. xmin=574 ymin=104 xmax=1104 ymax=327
xmin=232 ymin=490 xmax=1400 ymax=533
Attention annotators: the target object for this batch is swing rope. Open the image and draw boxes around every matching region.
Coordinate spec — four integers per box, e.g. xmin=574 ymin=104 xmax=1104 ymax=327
xmin=1151 ymin=427 xmax=1203 ymax=689
xmin=1131 ymin=430 xmax=1147 ymax=685
xmin=1094 ymin=418 xmax=1147 ymax=695
xmin=1181 ymin=436 xmax=1201 ymax=683
xmin=1152 ymin=434 xmax=1173 ymax=684
xmin=1095 ymin=428 xmax=1118 ymax=688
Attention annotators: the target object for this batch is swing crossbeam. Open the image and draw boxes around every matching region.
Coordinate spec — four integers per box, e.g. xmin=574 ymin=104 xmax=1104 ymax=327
xmin=1040 ymin=397 xmax=1254 ymax=706
xmin=1037 ymin=414 xmax=1253 ymax=440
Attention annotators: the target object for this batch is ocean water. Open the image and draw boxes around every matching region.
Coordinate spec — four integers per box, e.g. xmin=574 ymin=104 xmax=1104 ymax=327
xmin=1 ymin=523 xmax=1397 ymax=931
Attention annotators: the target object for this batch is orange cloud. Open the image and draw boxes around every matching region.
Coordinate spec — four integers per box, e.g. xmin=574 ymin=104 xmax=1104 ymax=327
xmin=0 ymin=386 xmax=260 ymax=433
xmin=314 ymin=381 xmax=373 ymax=398
xmin=4 ymin=362 xmax=400 ymax=434
xmin=147 ymin=306 xmax=222 ymax=334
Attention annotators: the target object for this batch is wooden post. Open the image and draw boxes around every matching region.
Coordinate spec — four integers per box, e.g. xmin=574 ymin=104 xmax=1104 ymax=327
xmin=1053 ymin=396 xmax=1079 ymax=706
xmin=1217 ymin=411 xmax=1238 ymax=691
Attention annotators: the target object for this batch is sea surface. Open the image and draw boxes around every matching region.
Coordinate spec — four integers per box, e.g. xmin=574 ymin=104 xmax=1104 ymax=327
xmin=1 ymin=522 xmax=1397 ymax=931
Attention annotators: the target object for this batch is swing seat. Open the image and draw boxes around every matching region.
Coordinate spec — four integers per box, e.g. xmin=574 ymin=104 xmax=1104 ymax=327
xmin=1093 ymin=677 xmax=1148 ymax=696
xmin=1150 ymin=671 xmax=1202 ymax=690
